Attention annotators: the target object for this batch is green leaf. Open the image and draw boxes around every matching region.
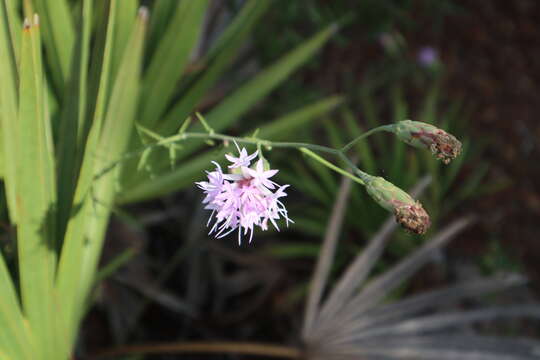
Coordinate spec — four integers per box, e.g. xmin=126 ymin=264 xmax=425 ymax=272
xmin=146 ymin=0 xmax=177 ymax=57
xmin=204 ymin=0 xmax=270 ymax=61
xmin=85 ymin=0 xmax=115 ymax=125
xmin=94 ymin=247 xmax=137 ymax=284
xmin=343 ymin=108 xmax=376 ymax=175
xmin=284 ymin=159 xmax=332 ymax=204
xmin=389 ymin=85 xmax=407 ymax=184
xmin=292 ymin=216 xmax=326 ymax=236
xmin=441 ymin=138 xmax=469 ymax=196
xmin=0 ymin=0 xmax=20 ymax=222
xmin=109 ymin=0 xmax=137 ymax=89
xmin=155 ymin=0 xmax=271 ymax=137
xmin=3 ymin=0 xmax=21 ymax=63
xmin=0 ymin=8 xmax=38 ymax=359
xmin=323 ymin=118 xmax=344 ymax=149
xmin=139 ymin=0 xmax=210 ymax=129
xmin=205 ymin=23 xmax=337 ymax=133
xmin=16 ymin=17 xmax=58 ymax=360
xmin=119 ymin=147 xmax=223 ymax=203
xmin=257 ymin=95 xmax=343 ymax=139
xmin=55 ymin=0 xmax=117 ymax=341
xmin=359 ymin=86 xmax=384 ymax=150
xmin=0 ymin=255 xmax=35 ymax=360
xmin=419 ymin=81 xmax=440 ymax=123
xmin=31 ymin=0 xmax=75 ymax=92
xmin=56 ymin=0 xmax=93 ymax=242
xmin=56 ymin=8 xmax=147 ymax=348
xmin=305 ymin=155 xmax=337 ymax=196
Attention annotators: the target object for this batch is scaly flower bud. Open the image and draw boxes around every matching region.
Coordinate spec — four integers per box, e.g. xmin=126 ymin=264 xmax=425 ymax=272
xmin=393 ymin=120 xmax=462 ymax=164
xmin=366 ymin=176 xmax=430 ymax=234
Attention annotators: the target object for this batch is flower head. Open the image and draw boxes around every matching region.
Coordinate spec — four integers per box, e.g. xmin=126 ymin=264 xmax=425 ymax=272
xmin=197 ymin=146 xmax=292 ymax=244
xmin=393 ymin=120 xmax=462 ymax=164
xmin=366 ymin=176 xmax=430 ymax=234
xmin=417 ymin=46 xmax=438 ymax=67
xmin=195 ymin=161 xmax=225 ymax=209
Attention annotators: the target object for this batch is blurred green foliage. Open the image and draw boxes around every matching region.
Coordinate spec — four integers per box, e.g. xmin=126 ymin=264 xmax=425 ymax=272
xmin=0 ymin=1 xmax=345 ymax=358
xmin=279 ymin=83 xmax=483 ymax=241
xmin=248 ymin=0 xmax=505 ymax=290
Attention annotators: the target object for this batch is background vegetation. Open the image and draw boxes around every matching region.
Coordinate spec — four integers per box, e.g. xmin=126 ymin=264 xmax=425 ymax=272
xmin=0 ymin=0 xmax=538 ymax=359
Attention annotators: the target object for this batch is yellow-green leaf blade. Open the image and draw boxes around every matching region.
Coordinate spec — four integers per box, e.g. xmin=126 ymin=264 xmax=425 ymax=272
xmin=31 ymin=0 xmax=74 ymax=91
xmin=139 ymin=0 xmax=210 ymax=128
xmin=205 ymin=23 xmax=337 ymax=132
xmin=0 ymin=0 xmax=19 ymax=222
xmin=155 ymin=0 xmax=272 ymax=137
xmin=56 ymin=7 xmax=147 ymax=349
xmin=16 ymin=18 xmax=58 ymax=360
xmin=78 ymin=4 xmax=148 ymax=320
xmin=0 ymin=255 xmax=35 ymax=360
xmin=56 ymin=0 xmax=93 ymax=242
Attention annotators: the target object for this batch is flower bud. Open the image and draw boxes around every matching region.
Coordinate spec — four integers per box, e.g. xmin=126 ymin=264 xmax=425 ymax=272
xmin=366 ymin=176 xmax=431 ymax=234
xmin=393 ymin=120 xmax=462 ymax=164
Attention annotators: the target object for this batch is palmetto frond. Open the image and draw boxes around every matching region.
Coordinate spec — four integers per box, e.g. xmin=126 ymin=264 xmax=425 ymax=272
xmin=302 ymin=177 xmax=540 ymax=360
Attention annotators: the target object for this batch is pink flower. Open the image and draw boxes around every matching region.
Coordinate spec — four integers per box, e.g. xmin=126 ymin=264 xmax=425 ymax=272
xmin=196 ymin=146 xmax=292 ymax=245
xmin=225 ymin=142 xmax=258 ymax=168
xmin=195 ymin=161 xmax=225 ymax=209
xmin=244 ymin=159 xmax=279 ymax=189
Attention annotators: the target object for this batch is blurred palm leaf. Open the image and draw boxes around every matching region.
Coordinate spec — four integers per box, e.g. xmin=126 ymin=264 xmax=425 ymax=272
xmin=302 ymin=178 xmax=540 ymax=360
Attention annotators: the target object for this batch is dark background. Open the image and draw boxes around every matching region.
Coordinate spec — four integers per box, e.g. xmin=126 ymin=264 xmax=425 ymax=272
xmin=86 ymin=0 xmax=540 ymax=357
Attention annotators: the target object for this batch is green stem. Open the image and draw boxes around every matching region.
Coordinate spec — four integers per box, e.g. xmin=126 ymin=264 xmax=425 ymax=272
xmin=340 ymin=124 xmax=394 ymax=153
xmin=337 ymin=152 xmax=372 ymax=184
xmin=161 ymin=132 xmax=340 ymax=155
xmin=96 ymin=125 xmax=387 ymax=186
xmin=300 ymin=148 xmax=365 ymax=185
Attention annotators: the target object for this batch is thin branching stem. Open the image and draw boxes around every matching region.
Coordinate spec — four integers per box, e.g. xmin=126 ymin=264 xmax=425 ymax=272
xmin=94 ymin=124 xmax=394 ymax=187
xmin=300 ymin=148 xmax=365 ymax=185
xmin=340 ymin=124 xmax=394 ymax=153
xmin=162 ymin=132 xmax=340 ymax=155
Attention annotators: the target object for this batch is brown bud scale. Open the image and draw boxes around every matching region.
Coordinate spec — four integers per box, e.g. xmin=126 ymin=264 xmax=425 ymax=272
xmin=393 ymin=200 xmax=431 ymax=235
xmin=411 ymin=129 xmax=462 ymax=164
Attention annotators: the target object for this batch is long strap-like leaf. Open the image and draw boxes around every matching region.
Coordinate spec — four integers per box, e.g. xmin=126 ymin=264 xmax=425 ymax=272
xmin=56 ymin=0 xmax=93 ymax=244
xmin=55 ymin=0 xmax=118 ymax=344
xmin=139 ymin=0 xmax=210 ymax=129
xmin=0 ymin=255 xmax=35 ymax=360
xmin=33 ymin=0 xmax=75 ymax=90
xmin=30 ymin=0 xmax=74 ymax=92
xmin=0 ymin=0 xmax=19 ymax=222
xmin=16 ymin=16 xmax=58 ymax=360
xmin=155 ymin=0 xmax=272 ymax=137
xmin=56 ymin=6 xmax=147 ymax=349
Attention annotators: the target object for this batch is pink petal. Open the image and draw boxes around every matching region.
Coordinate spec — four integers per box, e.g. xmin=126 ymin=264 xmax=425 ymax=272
xmin=225 ymin=154 xmax=237 ymax=163
xmin=264 ymin=169 xmax=278 ymax=178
